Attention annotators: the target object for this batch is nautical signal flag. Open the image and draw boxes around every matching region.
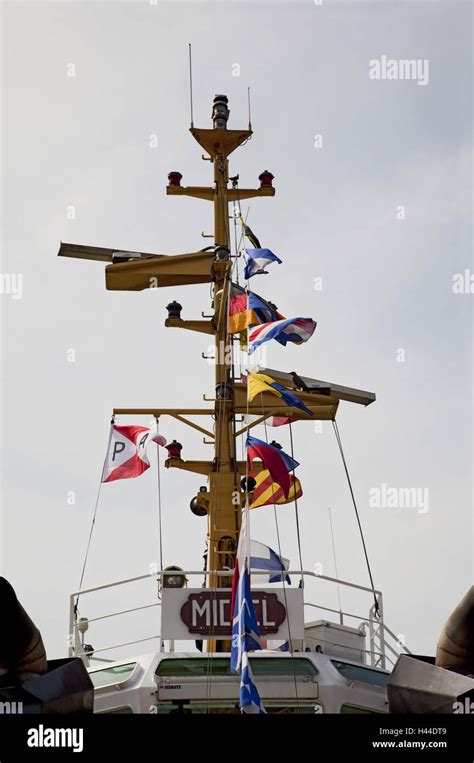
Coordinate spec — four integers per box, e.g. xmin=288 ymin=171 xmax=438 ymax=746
xmin=249 ymin=469 xmax=303 ymax=509
xmin=241 ymin=221 xmax=261 ymax=249
xmin=247 ymin=292 xmax=284 ymax=326
xmin=230 ymin=512 xmax=261 ymax=668
xmin=244 ymin=248 xmax=282 ymax=280
xmin=248 ymin=317 xmax=316 ymax=353
xmin=240 ymin=652 xmax=266 ymax=714
xmin=228 ymin=283 xmax=248 ymax=333
xmin=246 ymin=435 xmax=299 ymax=499
xmin=228 ymin=284 xmax=284 ymax=334
xmin=250 ymin=540 xmax=291 ymax=584
xmin=230 ymin=511 xmax=265 ymax=714
xmin=101 ymin=425 xmax=166 ymax=483
xmin=270 ymin=415 xmax=297 ymax=427
xmin=248 ymin=372 xmax=313 ymax=416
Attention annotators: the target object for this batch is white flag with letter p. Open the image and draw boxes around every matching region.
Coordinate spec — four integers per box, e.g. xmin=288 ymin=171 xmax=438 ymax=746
xmin=101 ymin=425 xmax=161 ymax=483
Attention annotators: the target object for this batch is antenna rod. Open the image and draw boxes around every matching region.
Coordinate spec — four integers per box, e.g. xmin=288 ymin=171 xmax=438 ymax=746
xmin=188 ymin=43 xmax=194 ymax=127
xmin=328 ymin=507 xmax=343 ymax=620
xmin=247 ymin=86 xmax=252 ymax=130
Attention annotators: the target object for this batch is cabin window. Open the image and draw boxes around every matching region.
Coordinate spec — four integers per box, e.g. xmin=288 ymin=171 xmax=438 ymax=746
xmin=156 ymin=657 xmax=318 ymax=678
xmin=251 ymin=658 xmax=318 ymax=677
xmin=331 ymin=661 xmax=390 ymax=688
xmin=89 ymin=662 xmax=138 ymax=689
xmin=156 ymin=658 xmax=230 ymax=677
xmin=97 ymin=705 xmax=134 ymax=714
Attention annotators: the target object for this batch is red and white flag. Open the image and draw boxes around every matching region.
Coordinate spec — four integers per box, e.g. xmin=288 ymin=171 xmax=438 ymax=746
xmin=101 ymin=425 xmax=166 ymax=483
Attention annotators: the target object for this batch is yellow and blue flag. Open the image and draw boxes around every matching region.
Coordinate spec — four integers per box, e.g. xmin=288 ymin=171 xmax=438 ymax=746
xmin=248 ymin=372 xmax=313 ymax=416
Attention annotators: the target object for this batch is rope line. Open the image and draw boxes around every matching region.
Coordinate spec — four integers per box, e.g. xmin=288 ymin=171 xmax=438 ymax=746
xmin=261 ymin=408 xmax=300 ymax=708
xmin=288 ymin=422 xmax=304 ymax=586
xmin=328 ymin=506 xmax=343 ymax=615
xmin=155 ymin=417 xmax=164 ymax=575
xmin=332 ymin=418 xmax=379 ymax=616
xmin=75 ymin=418 xmax=114 ymax=615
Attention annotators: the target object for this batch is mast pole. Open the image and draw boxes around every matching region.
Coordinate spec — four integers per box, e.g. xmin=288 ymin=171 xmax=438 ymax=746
xmin=159 ymin=92 xmax=273 ymax=651
xmin=207 ymin=96 xmax=240 ymax=651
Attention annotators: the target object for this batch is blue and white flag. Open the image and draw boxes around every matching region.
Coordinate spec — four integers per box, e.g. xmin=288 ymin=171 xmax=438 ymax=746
xmin=250 ymin=540 xmax=291 ymax=584
xmin=230 ymin=510 xmax=266 ymax=713
xmin=265 ymin=640 xmax=289 ymax=652
xmin=244 ymin=248 xmax=282 ymax=280
xmin=240 ymin=652 xmax=266 ymax=714
xmin=230 ymin=566 xmax=262 ymax=673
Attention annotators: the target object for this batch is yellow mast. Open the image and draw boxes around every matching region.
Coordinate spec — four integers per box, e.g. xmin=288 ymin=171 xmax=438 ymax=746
xmin=168 ymin=95 xmax=276 ymax=624
xmin=207 ymin=102 xmax=237 ymax=597
xmin=186 ymin=95 xmax=272 ymax=650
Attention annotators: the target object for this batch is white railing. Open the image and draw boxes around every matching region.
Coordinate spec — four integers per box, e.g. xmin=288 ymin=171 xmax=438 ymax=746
xmin=68 ymin=570 xmax=411 ymax=669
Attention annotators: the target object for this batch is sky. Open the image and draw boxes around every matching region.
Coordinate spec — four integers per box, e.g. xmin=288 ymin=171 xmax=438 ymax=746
xmin=1 ymin=0 xmax=472 ymax=664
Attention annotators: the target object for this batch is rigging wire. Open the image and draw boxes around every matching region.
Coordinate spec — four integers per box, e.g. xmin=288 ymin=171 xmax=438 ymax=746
xmin=75 ymin=418 xmax=114 ymax=615
xmin=328 ymin=506 xmax=343 ymax=616
xmin=232 ymin=199 xmax=241 ymax=284
xmin=261 ymin=406 xmax=300 ymax=709
xmin=155 ymin=417 xmax=164 ymax=575
xmin=188 ymin=43 xmax=194 ymax=127
xmin=288 ymin=422 xmax=304 ymax=586
xmin=332 ymin=418 xmax=379 ymax=616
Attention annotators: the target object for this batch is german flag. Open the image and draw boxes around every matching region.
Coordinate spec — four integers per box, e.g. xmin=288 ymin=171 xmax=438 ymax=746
xmin=228 ymin=283 xmax=284 ymax=335
xmin=228 ymin=283 xmax=248 ymax=333
xmin=249 ymin=469 xmax=303 ymax=509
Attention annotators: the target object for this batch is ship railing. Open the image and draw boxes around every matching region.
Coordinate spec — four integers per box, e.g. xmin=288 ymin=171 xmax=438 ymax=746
xmin=297 ymin=572 xmax=411 ymax=669
xmin=68 ymin=569 xmax=411 ymax=669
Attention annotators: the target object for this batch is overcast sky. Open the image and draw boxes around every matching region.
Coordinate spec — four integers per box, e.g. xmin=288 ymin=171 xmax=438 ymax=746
xmin=1 ymin=0 xmax=472 ymax=664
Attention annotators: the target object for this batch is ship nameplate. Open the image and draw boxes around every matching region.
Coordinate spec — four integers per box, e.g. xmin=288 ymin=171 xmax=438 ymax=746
xmin=161 ymin=588 xmax=304 ymax=641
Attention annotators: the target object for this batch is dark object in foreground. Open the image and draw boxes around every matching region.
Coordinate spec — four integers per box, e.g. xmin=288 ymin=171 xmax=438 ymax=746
xmin=436 ymin=586 xmax=474 ymax=675
xmin=388 ymin=586 xmax=474 ymax=713
xmin=0 ymin=577 xmax=47 ymax=684
xmin=0 ymin=577 xmax=93 ymax=713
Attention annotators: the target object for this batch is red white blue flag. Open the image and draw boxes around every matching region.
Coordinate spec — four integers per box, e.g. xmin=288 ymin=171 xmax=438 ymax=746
xmin=248 ymin=317 xmax=316 ymax=354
